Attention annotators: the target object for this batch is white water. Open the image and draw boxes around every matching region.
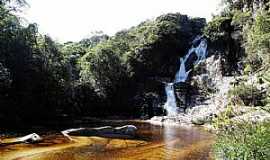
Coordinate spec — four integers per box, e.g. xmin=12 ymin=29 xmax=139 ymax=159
xmin=175 ymin=37 xmax=208 ymax=83
xmin=174 ymin=57 xmax=191 ymax=83
xmin=164 ymin=36 xmax=208 ymax=116
xmin=164 ymin=83 xmax=178 ymax=117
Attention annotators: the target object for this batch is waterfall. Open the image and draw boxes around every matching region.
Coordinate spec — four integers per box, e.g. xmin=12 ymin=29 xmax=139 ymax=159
xmin=175 ymin=57 xmax=191 ymax=83
xmin=164 ymin=83 xmax=178 ymax=116
xmin=194 ymin=38 xmax=208 ymax=64
xmin=164 ymin=36 xmax=208 ymax=116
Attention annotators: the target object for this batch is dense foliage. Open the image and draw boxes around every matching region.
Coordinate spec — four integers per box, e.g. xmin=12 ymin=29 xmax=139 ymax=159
xmin=0 ymin=0 xmax=207 ymax=126
xmin=208 ymin=1 xmax=270 ymax=159
xmin=0 ymin=0 xmax=108 ymax=126
xmin=80 ymin=14 xmax=206 ymax=114
xmin=215 ymin=122 xmax=270 ymax=160
xmin=229 ymin=82 xmax=264 ymax=106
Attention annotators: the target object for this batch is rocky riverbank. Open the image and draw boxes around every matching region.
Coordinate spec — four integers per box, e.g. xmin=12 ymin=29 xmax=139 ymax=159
xmin=149 ymin=55 xmax=270 ymax=129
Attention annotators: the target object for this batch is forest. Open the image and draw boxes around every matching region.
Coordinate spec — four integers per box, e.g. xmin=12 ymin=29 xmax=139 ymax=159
xmin=0 ymin=0 xmax=206 ymax=126
xmin=0 ymin=0 xmax=270 ymax=159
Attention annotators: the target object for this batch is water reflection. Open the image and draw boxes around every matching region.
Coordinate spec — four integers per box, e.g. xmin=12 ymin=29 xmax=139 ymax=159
xmin=163 ymin=124 xmax=178 ymax=160
xmin=0 ymin=122 xmax=214 ymax=160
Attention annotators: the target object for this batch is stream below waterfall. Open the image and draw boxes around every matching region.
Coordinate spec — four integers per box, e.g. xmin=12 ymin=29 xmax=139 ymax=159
xmin=0 ymin=121 xmax=214 ymax=160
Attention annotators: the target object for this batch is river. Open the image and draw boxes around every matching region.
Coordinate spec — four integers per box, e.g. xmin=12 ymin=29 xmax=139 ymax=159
xmin=0 ymin=121 xmax=214 ymax=160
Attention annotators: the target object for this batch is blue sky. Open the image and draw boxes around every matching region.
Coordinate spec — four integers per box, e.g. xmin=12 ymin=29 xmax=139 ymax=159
xmin=22 ymin=0 xmax=222 ymax=42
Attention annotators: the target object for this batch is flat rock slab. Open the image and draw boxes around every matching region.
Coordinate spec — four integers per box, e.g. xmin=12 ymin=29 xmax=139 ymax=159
xmin=61 ymin=125 xmax=137 ymax=140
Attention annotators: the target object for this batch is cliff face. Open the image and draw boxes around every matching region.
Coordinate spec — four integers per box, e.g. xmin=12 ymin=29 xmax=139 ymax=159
xmin=151 ymin=1 xmax=270 ymax=125
xmin=150 ymin=54 xmax=236 ymax=125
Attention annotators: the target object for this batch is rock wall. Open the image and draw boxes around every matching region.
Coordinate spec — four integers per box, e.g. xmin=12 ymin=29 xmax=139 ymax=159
xmin=150 ymin=54 xmax=236 ymax=125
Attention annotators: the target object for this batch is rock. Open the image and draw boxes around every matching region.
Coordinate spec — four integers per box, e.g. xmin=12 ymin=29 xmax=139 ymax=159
xmin=61 ymin=128 xmax=85 ymax=141
xmin=231 ymin=106 xmax=254 ymax=116
xmin=114 ymin=125 xmax=137 ymax=136
xmin=232 ymin=109 xmax=270 ymax=123
xmin=61 ymin=125 xmax=138 ymax=141
xmin=62 ymin=126 xmax=114 ymax=137
xmin=95 ymin=126 xmax=115 ymax=134
xmin=191 ymin=117 xmax=207 ymax=125
xmin=149 ymin=115 xmax=192 ymax=126
xmin=17 ymin=133 xmax=42 ymax=143
xmin=150 ymin=116 xmax=165 ymax=122
xmin=192 ymin=35 xmax=204 ymax=47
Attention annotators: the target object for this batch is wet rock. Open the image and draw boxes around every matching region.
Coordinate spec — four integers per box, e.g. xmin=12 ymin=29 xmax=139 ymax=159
xmin=61 ymin=125 xmax=138 ymax=140
xmin=150 ymin=116 xmax=165 ymax=122
xmin=114 ymin=125 xmax=137 ymax=136
xmin=17 ymin=133 xmax=42 ymax=143
xmin=149 ymin=115 xmax=192 ymax=126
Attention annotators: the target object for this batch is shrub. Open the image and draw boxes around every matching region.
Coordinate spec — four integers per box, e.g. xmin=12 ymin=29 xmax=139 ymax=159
xmin=261 ymin=71 xmax=270 ymax=112
xmin=229 ymin=83 xmax=263 ymax=106
xmin=214 ymin=122 xmax=270 ymax=160
xmin=231 ymin=10 xmax=252 ymax=27
xmin=245 ymin=11 xmax=270 ymax=72
xmin=204 ymin=16 xmax=232 ymax=42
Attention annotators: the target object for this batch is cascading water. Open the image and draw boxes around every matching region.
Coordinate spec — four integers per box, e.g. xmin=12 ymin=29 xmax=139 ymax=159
xmin=194 ymin=38 xmax=208 ymax=64
xmin=164 ymin=83 xmax=178 ymax=116
xmin=164 ymin=36 xmax=208 ymax=116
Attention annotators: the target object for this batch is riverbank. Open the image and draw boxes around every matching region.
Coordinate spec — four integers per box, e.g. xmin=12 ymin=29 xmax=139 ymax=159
xmin=149 ymin=73 xmax=270 ymax=131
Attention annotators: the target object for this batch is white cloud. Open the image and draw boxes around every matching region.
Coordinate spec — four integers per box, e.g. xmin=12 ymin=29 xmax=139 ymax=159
xmin=22 ymin=0 xmax=221 ymax=42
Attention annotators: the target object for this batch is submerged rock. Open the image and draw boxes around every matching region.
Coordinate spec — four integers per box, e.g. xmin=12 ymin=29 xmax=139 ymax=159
xmin=114 ymin=125 xmax=137 ymax=136
xmin=61 ymin=125 xmax=138 ymax=141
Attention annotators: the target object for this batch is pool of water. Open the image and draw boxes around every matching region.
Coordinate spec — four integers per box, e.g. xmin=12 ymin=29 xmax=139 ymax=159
xmin=0 ymin=121 xmax=214 ymax=160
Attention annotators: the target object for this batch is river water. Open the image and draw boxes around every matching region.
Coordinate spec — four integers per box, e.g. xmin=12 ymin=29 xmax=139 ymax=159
xmin=0 ymin=121 xmax=214 ymax=160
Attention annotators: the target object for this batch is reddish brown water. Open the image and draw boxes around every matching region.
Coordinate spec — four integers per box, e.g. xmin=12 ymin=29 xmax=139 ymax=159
xmin=0 ymin=122 xmax=214 ymax=160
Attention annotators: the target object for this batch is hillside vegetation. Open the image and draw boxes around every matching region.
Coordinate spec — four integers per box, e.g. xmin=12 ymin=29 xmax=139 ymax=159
xmin=204 ymin=0 xmax=270 ymax=159
xmin=1 ymin=0 xmax=270 ymax=159
xmin=0 ymin=0 xmax=206 ymax=126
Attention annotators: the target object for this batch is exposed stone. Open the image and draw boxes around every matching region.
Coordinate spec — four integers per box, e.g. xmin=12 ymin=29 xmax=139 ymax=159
xmin=17 ymin=133 xmax=42 ymax=143
xmin=191 ymin=117 xmax=206 ymax=125
xmin=149 ymin=55 xmax=235 ymax=127
xmin=61 ymin=125 xmax=138 ymax=141
xmin=114 ymin=125 xmax=137 ymax=136
xmin=232 ymin=109 xmax=270 ymax=123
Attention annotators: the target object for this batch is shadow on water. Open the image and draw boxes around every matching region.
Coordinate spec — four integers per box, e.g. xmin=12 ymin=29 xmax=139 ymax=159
xmin=0 ymin=121 xmax=214 ymax=160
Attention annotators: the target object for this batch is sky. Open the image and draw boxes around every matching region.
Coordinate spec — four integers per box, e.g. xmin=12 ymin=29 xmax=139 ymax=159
xmin=22 ymin=0 xmax=222 ymax=42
